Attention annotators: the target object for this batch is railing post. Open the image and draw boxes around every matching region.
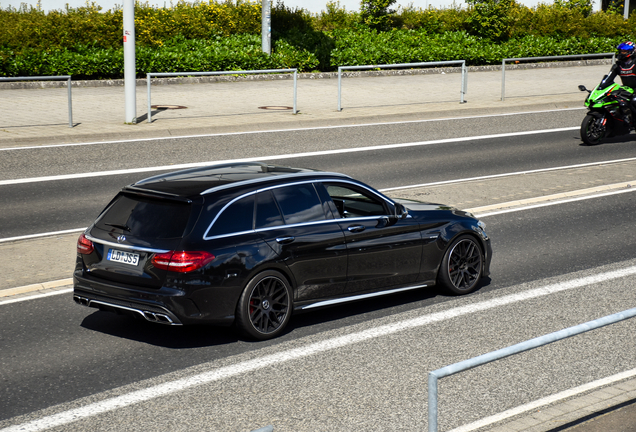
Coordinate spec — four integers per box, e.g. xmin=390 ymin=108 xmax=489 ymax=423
xmin=501 ymin=59 xmax=506 ymax=101
xmin=293 ymin=70 xmax=297 ymax=114
xmin=460 ymin=61 xmax=467 ymax=104
xmin=67 ymin=76 xmax=73 ymax=127
xmin=338 ymin=67 xmax=343 ymax=112
xmin=428 ymin=371 xmax=439 ymax=432
xmin=147 ymin=73 xmax=152 ymax=123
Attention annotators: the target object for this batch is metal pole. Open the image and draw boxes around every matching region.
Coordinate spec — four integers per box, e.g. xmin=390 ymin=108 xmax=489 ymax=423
xmin=147 ymin=74 xmax=152 ymax=123
xmin=293 ymin=70 xmax=297 ymax=114
xmin=123 ymin=0 xmax=136 ymax=123
xmin=67 ymin=77 xmax=73 ymax=127
xmin=261 ymin=0 xmax=271 ymax=55
xmin=338 ymin=67 xmax=342 ymax=111
xmin=501 ymin=59 xmax=506 ymax=101
xmin=460 ymin=61 xmax=466 ymax=104
xmin=625 ymin=0 xmax=630 ymax=19
xmin=428 ymin=372 xmax=438 ymax=432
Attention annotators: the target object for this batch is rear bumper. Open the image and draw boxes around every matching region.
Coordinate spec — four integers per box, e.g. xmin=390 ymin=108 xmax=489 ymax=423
xmin=73 ymin=273 xmax=236 ymax=326
xmin=73 ymin=290 xmax=182 ymax=325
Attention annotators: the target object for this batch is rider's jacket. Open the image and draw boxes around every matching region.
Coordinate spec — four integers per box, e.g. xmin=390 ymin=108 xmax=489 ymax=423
xmin=602 ymin=57 xmax=636 ymax=90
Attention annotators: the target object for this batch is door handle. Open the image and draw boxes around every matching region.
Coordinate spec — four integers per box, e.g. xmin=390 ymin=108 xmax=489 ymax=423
xmin=347 ymin=225 xmax=366 ymax=233
xmin=276 ymin=236 xmax=295 ymax=244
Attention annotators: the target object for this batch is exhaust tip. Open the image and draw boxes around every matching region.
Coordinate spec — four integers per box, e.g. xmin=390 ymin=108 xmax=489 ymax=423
xmin=143 ymin=311 xmax=157 ymax=322
xmin=73 ymin=295 xmax=90 ymax=306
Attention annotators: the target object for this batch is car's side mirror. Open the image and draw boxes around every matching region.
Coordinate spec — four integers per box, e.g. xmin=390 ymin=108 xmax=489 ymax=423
xmin=395 ymin=203 xmax=408 ymax=219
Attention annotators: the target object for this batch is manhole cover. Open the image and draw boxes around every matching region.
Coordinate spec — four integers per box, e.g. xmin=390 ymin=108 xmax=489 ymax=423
xmin=258 ymin=106 xmax=293 ymax=110
xmin=151 ymin=105 xmax=187 ymax=109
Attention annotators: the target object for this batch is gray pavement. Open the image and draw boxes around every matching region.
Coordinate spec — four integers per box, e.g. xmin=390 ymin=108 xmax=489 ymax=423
xmin=2 ymin=61 xmax=636 ymax=431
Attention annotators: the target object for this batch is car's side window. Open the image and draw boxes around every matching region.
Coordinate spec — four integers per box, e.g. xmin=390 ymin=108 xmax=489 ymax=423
xmin=255 ymin=190 xmax=284 ymax=229
xmin=272 ymin=184 xmax=326 ymax=225
xmin=324 ymin=183 xmax=387 ymax=218
xmin=206 ymin=195 xmax=255 ymax=237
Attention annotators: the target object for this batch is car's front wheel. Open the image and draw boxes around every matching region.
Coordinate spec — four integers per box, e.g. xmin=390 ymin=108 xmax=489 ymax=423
xmin=235 ymin=270 xmax=292 ymax=340
xmin=437 ymin=235 xmax=483 ymax=295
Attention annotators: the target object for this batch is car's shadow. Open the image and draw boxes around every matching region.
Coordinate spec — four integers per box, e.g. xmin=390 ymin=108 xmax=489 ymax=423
xmin=80 ymin=279 xmax=491 ymax=349
xmin=81 ymin=313 xmax=240 ymax=348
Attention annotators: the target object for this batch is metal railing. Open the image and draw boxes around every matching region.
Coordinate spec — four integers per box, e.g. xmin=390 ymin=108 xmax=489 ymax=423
xmin=427 ymin=306 xmax=636 ymax=432
xmin=146 ymin=68 xmax=298 ymax=123
xmin=337 ymin=61 xmax=467 ymax=111
xmin=501 ymin=53 xmax=615 ymax=101
xmin=0 ymin=75 xmax=73 ymax=127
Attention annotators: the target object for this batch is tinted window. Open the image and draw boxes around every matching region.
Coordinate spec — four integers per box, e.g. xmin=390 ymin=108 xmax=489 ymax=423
xmin=272 ymin=184 xmax=326 ymax=225
xmin=95 ymin=194 xmax=191 ymax=239
xmin=324 ymin=184 xmax=386 ymax=218
xmin=206 ymin=195 xmax=255 ymax=237
xmin=255 ymin=191 xmax=284 ymax=229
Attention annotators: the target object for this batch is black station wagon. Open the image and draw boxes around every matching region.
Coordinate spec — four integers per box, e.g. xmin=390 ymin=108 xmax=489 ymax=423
xmin=74 ymin=163 xmax=492 ymax=340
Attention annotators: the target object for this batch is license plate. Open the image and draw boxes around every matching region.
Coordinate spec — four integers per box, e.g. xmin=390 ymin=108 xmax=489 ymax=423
xmin=107 ymin=249 xmax=140 ymax=266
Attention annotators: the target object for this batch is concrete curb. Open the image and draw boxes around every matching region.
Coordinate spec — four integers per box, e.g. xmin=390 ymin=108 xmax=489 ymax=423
xmin=466 ymin=181 xmax=635 ymax=214
xmin=0 ymin=278 xmax=73 ymax=298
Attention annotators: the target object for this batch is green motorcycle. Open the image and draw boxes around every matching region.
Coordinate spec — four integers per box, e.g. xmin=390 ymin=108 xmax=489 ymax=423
xmin=578 ymin=79 xmax=635 ymax=145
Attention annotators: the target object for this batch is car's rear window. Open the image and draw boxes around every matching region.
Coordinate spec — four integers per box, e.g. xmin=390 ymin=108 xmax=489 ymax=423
xmin=95 ymin=194 xmax=192 ymax=239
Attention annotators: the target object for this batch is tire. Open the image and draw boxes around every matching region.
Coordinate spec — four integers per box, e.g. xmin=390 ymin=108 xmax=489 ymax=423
xmin=580 ymin=113 xmax=607 ymax=146
xmin=437 ymin=235 xmax=484 ymax=295
xmin=235 ymin=270 xmax=292 ymax=340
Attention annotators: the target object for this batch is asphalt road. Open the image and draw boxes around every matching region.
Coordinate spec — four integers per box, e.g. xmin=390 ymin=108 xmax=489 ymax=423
xmin=2 ymin=110 xmax=636 ymax=431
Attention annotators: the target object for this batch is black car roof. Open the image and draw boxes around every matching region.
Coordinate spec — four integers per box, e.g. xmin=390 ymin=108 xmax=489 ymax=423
xmin=125 ymin=162 xmax=351 ymax=198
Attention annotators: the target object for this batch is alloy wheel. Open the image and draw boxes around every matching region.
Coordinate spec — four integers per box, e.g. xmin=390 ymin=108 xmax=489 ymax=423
xmin=248 ymin=276 xmax=290 ymax=335
xmin=447 ymin=238 xmax=482 ymax=291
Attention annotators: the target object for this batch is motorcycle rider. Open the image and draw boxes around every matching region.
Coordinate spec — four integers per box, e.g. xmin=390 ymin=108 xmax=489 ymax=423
xmin=600 ymin=41 xmax=636 ymax=122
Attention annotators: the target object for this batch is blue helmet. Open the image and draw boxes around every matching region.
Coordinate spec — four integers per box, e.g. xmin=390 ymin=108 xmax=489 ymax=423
xmin=617 ymin=41 xmax=635 ymax=61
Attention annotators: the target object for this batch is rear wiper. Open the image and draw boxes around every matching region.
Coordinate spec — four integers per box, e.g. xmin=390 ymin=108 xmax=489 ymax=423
xmin=105 ymin=223 xmax=131 ymax=231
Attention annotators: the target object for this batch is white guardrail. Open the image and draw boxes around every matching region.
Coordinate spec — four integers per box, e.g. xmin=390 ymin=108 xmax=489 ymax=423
xmin=337 ymin=60 xmax=467 ymax=111
xmin=0 ymin=75 xmax=73 ymax=127
xmin=428 ymin=306 xmax=636 ymax=432
xmin=146 ymin=68 xmax=298 ymax=123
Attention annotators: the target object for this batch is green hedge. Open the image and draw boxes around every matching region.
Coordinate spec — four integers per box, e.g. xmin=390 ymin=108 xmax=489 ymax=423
xmin=0 ymin=0 xmax=633 ymax=79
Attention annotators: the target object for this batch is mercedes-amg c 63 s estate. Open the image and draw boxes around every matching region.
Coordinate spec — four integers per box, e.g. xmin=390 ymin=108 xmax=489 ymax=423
xmin=74 ymin=162 xmax=491 ymax=340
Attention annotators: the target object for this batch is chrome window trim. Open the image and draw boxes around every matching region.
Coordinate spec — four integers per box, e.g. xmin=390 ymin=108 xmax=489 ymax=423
xmin=202 ymin=178 xmax=395 ymax=241
xmin=321 ymin=178 xmax=396 ymax=206
xmin=85 ymin=235 xmax=171 ymax=254
xmin=199 ymin=172 xmax=351 ymax=196
xmin=203 ymin=190 xmax=259 ymax=240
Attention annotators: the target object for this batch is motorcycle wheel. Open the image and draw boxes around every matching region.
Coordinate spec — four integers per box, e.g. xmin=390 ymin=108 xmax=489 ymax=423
xmin=580 ymin=114 xmax=607 ymax=146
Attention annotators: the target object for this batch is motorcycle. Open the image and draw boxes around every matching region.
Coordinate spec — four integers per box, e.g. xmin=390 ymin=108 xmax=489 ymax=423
xmin=578 ymin=79 xmax=635 ymax=145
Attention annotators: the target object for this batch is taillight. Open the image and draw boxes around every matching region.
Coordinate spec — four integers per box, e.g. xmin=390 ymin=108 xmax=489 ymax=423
xmin=151 ymin=251 xmax=215 ymax=273
xmin=77 ymin=233 xmax=94 ymax=255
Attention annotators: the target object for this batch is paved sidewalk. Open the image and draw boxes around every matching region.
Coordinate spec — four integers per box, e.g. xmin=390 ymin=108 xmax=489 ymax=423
xmin=2 ymin=61 xmax=636 ymax=432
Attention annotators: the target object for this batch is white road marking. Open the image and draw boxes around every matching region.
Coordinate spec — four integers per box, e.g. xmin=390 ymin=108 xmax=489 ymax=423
xmin=0 ymin=228 xmax=85 ymax=244
xmin=2 ymin=266 xmax=636 ymax=432
xmin=0 ymin=108 xmax=584 ymax=152
xmin=0 ymin=127 xmax=579 ymax=186
xmin=0 ymin=288 xmax=73 ymax=306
